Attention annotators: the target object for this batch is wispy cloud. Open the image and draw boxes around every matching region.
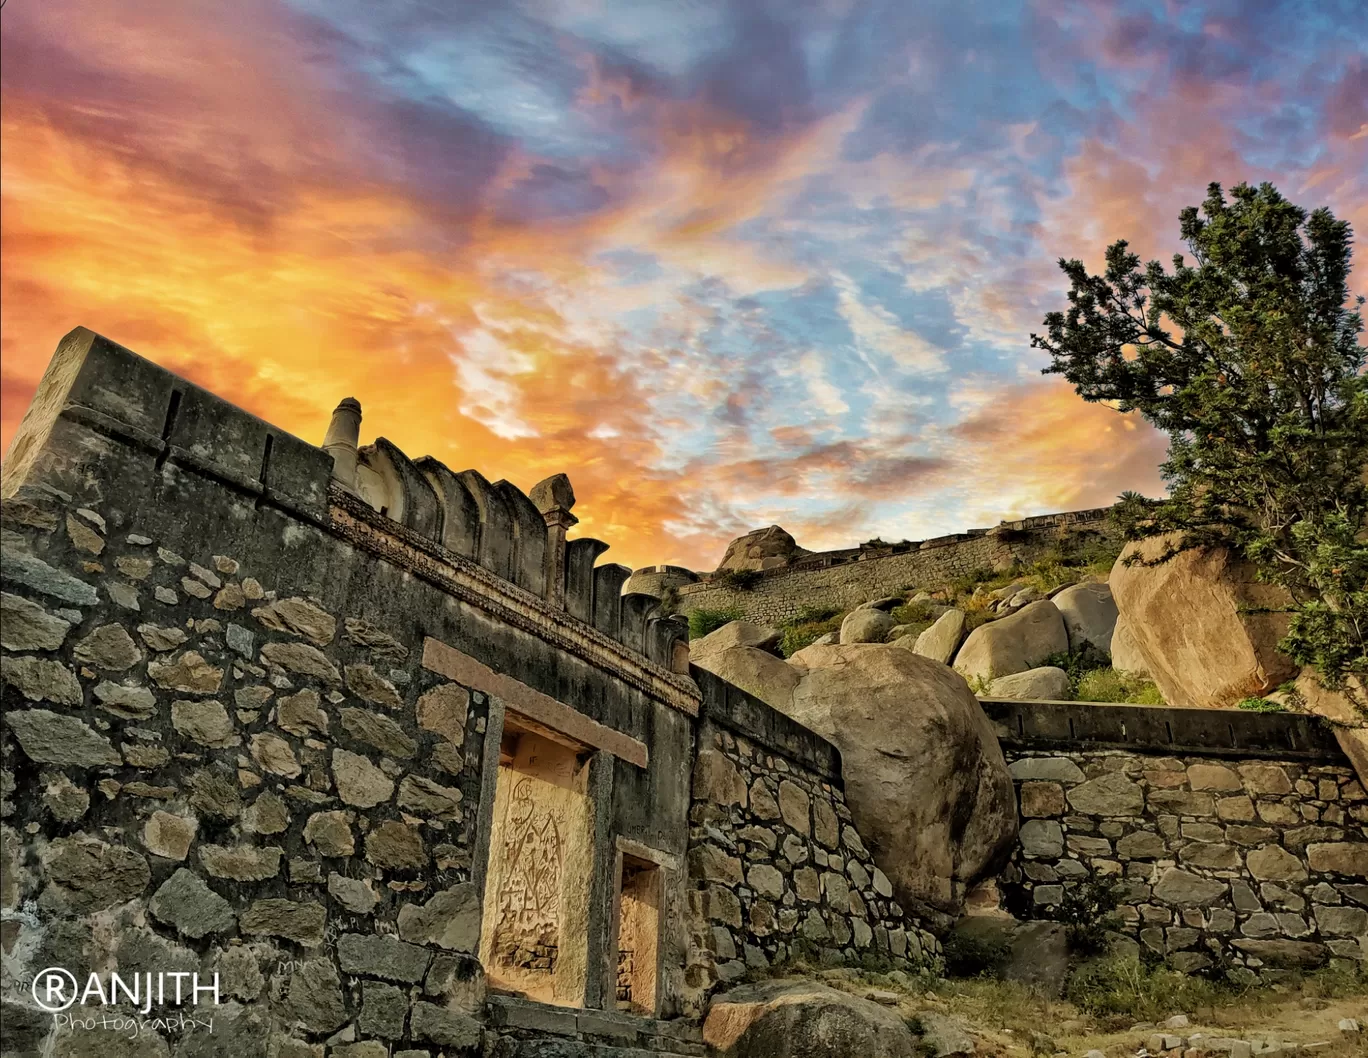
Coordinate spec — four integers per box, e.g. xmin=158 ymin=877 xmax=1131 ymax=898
xmin=2 ymin=0 xmax=1363 ymax=569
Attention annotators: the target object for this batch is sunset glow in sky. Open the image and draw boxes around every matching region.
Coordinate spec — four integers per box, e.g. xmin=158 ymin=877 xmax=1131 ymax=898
xmin=2 ymin=0 xmax=1365 ymax=570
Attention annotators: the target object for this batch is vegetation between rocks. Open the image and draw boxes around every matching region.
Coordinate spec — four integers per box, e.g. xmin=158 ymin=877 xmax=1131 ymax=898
xmin=689 ymin=605 xmax=746 ymax=639
xmin=777 ymin=605 xmax=845 ymax=657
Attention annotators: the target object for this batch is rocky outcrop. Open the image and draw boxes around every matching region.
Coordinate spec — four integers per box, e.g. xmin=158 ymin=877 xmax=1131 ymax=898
xmin=1051 ymin=581 xmax=1117 ymax=654
xmin=781 ymin=645 xmax=1018 ymax=925
xmin=953 ymin=601 xmax=1068 ymax=685
xmin=704 ymin=980 xmax=917 ymax=1058
xmin=1108 ymin=534 xmax=1297 ymax=708
xmin=715 ymin=525 xmax=810 ymax=572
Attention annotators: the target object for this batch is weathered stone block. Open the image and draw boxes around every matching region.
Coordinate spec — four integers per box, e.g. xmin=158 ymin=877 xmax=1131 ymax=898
xmin=1020 ymin=819 xmax=1064 ymax=859
xmin=240 ymin=899 xmax=326 ymax=945
xmin=1068 ymin=773 xmax=1144 ymax=816
xmin=366 ymin=821 xmax=426 ymax=869
xmin=396 ymin=883 xmax=480 ymax=951
xmin=1152 ymin=868 xmax=1227 ymax=907
xmin=149 ymin=868 xmax=235 ymax=938
xmin=1308 ymin=842 xmax=1368 ymax=877
xmin=338 ymin=932 xmax=432 ymax=982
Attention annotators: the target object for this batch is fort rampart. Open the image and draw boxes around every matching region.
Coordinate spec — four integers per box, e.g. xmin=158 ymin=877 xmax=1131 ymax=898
xmin=674 ymin=510 xmax=1122 ymax=626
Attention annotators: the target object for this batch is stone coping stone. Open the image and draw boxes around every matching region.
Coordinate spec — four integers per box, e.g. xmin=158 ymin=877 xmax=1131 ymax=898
xmin=980 ymin=699 xmax=1347 ymax=762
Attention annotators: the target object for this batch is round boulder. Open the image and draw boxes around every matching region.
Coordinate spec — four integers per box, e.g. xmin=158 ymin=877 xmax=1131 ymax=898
xmin=904 ymin=609 xmax=966 ymax=664
xmin=840 ymin=608 xmax=895 ymax=645
xmin=1052 ymin=581 xmax=1118 ymax=654
xmin=691 ymin=620 xmax=782 ymax=661
xmin=780 ymin=644 xmax=1017 ymax=925
xmin=692 ymin=646 xmax=801 ymax=710
xmin=953 ymin=600 xmax=1068 ymax=684
xmin=704 ymin=980 xmax=916 ymax=1058
xmin=986 ymin=666 xmax=1072 ymax=701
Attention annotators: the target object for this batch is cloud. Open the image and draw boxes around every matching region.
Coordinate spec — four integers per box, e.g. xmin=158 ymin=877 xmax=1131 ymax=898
xmin=3 ymin=0 xmax=1362 ymax=574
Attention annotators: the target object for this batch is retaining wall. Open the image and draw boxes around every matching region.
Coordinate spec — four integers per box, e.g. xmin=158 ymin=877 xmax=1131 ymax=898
xmin=682 ymin=670 xmax=939 ymax=1007
xmin=984 ymin=700 xmax=1368 ymax=979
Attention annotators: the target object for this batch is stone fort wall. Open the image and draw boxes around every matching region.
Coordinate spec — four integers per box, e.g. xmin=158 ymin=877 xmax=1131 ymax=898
xmin=983 ymin=699 xmax=1368 ymax=978
xmin=0 ymin=327 xmax=941 ymax=1058
xmin=0 ymin=328 xmax=705 ymax=1058
xmin=674 ymin=510 xmax=1122 ymax=626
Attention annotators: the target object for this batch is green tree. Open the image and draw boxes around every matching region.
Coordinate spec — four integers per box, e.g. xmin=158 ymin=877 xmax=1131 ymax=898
xmin=1030 ymin=182 xmax=1368 ymax=707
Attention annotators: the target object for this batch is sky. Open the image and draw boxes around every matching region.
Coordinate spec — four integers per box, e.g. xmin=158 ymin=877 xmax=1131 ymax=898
xmin=2 ymin=1 xmax=1365 ymax=571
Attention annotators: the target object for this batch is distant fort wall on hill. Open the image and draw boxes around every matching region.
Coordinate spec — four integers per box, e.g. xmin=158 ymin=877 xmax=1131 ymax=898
xmin=665 ymin=507 xmax=1123 ymax=626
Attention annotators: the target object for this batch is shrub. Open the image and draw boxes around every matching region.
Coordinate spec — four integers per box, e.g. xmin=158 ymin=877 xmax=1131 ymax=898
xmin=940 ymin=931 xmax=1012 ymax=979
xmin=778 ymin=606 xmax=845 ymax=657
xmin=688 ymin=607 xmax=744 ymax=640
xmin=1237 ymin=695 xmax=1286 ymax=713
xmin=1076 ymin=668 xmax=1166 ymax=705
xmin=1054 ymin=876 xmax=1125 ymax=955
xmin=1064 ymin=955 xmax=1228 ymax=1020
xmin=1041 ymin=644 xmax=1113 ymax=687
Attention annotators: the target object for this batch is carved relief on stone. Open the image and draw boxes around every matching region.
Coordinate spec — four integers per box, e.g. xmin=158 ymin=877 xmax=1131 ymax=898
xmin=493 ymin=777 xmax=563 ymax=971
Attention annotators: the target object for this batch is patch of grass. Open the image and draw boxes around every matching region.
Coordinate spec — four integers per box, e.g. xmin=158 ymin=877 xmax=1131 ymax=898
xmin=1076 ymin=668 xmax=1167 ymax=705
xmin=777 ymin=606 xmax=846 ymax=657
xmin=1064 ymin=955 xmax=1233 ymax=1021
xmin=1238 ymin=695 xmax=1287 ymax=713
xmin=688 ymin=606 xmax=745 ymax=640
xmin=1041 ymin=644 xmax=1114 ymax=684
xmin=891 ymin=600 xmax=935 ymax=625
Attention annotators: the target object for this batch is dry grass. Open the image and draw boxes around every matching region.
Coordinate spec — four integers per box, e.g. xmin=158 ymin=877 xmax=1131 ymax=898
xmin=760 ymin=959 xmax=1368 ymax=1058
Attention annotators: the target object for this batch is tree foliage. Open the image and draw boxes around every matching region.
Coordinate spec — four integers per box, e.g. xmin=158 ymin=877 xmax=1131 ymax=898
xmin=1031 ymin=182 xmax=1368 ymax=702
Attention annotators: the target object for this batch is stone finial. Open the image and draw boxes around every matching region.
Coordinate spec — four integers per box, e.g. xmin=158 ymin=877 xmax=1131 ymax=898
xmin=323 ymin=397 xmax=362 ymax=492
xmin=529 ymin=473 xmax=575 ymax=515
xmin=531 ymin=474 xmax=577 ymax=609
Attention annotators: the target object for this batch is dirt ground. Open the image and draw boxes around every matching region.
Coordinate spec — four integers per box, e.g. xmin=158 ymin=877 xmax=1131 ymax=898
xmin=822 ymin=971 xmax=1368 ymax=1057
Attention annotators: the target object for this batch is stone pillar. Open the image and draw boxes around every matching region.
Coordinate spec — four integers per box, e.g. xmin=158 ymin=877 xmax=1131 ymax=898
xmin=530 ymin=473 xmax=577 ymax=609
xmin=322 ymin=397 xmax=362 ymax=493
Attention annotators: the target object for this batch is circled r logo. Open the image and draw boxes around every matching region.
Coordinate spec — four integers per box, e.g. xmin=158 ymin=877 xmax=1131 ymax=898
xmin=31 ymin=967 xmax=79 ymax=1012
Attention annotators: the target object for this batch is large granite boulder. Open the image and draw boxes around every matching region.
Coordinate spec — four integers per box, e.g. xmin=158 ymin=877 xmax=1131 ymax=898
xmin=953 ymin=601 xmax=1069 ymax=685
xmin=691 ymin=621 xmax=781 ymax=661
xmin=704 ymin=980 xmax=917 ymax=1058
xmin=906 ymin=609 xmax=967 ymax=664
xmin=840 ymin=608 xmax=895 ymax=644
xmin=1110 ymin=612 xmax=1151 ymax=676
xmin=987 ymin=666 xmax=1071 ymax=701
xmin=1108 ymin=534 xmax=1297 ymax=708
xmin=782 ymin=644 xmax=1017 ymax=925
xmin=692 ymin=646 xmax=801 ymax=711
xmin=1051 ymin=581 xmax=1117 ymax=654
xmin=715 ymin=525 xmax=810 ymax=572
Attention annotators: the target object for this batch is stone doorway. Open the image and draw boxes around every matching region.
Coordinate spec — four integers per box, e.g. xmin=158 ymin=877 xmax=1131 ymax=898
xmin=613 ymin=853 xmax=662 ymax=1016
xmin=478 ymin=720 xmax=594 ymax=1007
